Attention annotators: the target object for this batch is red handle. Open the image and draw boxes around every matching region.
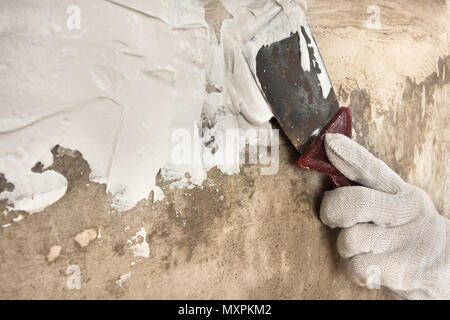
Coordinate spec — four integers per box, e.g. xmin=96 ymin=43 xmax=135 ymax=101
xmin=296 ymin=107 xmax=355 ymax=187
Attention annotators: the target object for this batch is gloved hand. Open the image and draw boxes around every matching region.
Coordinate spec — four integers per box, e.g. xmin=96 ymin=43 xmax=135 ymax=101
xmin=320 ymin=133 xmax=450 ymax=299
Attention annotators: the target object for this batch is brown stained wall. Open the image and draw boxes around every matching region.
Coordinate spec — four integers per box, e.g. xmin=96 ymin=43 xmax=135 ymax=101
xmin=0 ymin=0 xmax=448 ymax=299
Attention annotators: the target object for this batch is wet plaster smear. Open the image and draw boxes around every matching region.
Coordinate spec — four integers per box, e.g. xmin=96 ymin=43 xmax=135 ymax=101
xmin=0 ymin=0 xmax=305 ymax=214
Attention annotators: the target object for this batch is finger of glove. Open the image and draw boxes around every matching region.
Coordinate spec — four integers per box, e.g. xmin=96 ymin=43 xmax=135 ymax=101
xmin=347 ymin=251 xmax=449 ymax=299
xmin=320 ymin=186 xmax=418 ymax=228
xmin=337 ymin=223 xmax=403 ymax=258
xmin=344 ymin=252 xmax=404 ymax=292
xmin=324 ymin=133 xmax=405 ymax=194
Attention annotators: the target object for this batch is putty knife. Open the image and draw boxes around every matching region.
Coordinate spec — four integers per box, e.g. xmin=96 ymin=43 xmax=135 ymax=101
xmin=253 ymin=24 xmax=354 ymax=187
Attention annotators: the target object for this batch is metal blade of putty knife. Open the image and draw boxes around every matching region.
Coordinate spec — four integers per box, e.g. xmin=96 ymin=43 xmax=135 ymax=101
xmin=255 ymin=24 xmax=354 ymax=187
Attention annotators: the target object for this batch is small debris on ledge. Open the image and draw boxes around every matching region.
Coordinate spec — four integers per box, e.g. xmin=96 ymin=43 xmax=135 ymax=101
xmin=74 ymin=229 xmax=97 ymax=248
xmin=47 ymin=245 xmax=62 ymax=262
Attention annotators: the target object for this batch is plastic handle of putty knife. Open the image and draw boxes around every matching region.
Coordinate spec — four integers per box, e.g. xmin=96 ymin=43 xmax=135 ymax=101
xmin=296 ymin=107 xmax=356 ymax=187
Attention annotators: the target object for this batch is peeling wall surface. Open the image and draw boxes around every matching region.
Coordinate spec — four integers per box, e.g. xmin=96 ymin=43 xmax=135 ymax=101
xmin=0 ymin=0 xmax=449 ymax=299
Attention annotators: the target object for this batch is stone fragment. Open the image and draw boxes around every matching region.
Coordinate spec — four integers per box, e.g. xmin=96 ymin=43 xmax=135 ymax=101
xmin=47 ymin=245 xmax=62 ymax=262
xmin=74 ymin=229 xmax=97 ymax=248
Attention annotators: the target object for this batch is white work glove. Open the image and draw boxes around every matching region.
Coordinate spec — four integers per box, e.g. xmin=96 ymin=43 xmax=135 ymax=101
xmin=320 ymin=133 xmax=450 ymax=299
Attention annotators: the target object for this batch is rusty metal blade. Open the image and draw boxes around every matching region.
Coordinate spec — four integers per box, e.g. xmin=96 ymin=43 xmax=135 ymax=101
xmin=255 ymin=26 xmax=339 ymax=154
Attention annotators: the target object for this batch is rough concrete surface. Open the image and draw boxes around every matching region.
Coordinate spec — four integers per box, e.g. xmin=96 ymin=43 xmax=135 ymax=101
xmin=0 ymin=0 xmax=449 ymax=299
